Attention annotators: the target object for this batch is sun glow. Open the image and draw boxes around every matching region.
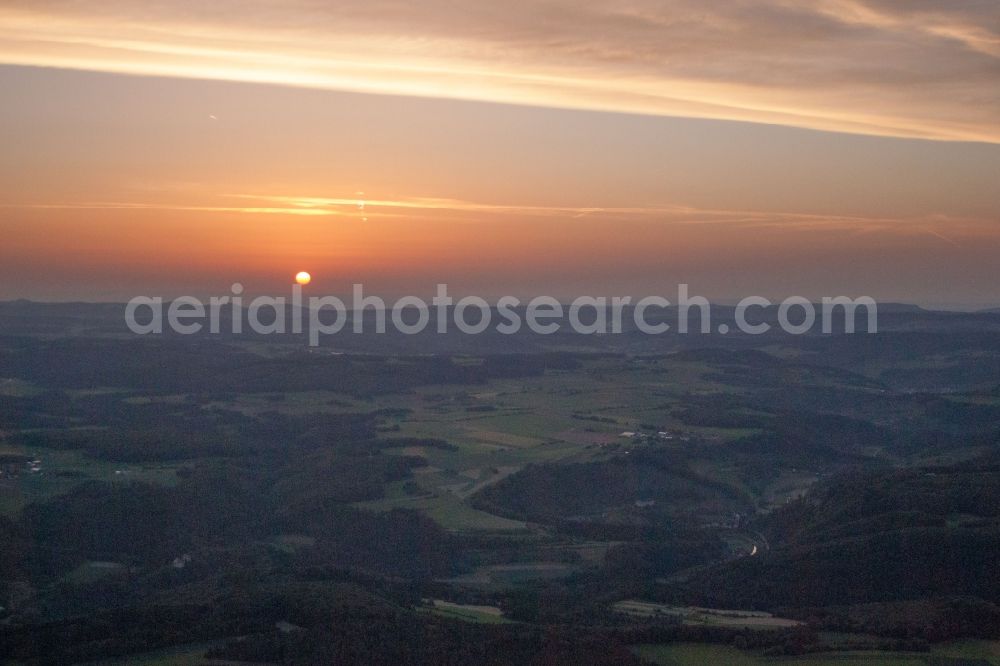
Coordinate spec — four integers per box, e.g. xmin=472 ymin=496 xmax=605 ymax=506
xmin=295 ymin=271 xmax=311 ymax=285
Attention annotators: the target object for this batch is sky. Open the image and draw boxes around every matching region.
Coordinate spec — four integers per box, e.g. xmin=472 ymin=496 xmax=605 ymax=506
xmin=0 ymin=1 xmax=998 ymax=306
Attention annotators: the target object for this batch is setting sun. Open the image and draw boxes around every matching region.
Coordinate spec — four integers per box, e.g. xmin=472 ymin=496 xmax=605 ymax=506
xmin=295 ymin=271 xmax=311 ymax=285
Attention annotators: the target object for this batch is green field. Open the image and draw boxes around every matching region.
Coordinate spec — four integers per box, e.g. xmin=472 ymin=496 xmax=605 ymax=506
xmin=84 ymin=641 xmax=223 ymax=665
xmin=0 ymin=444 xmax=185 ymax=516
xmin=633 ymin=641 xmax=1000 ymax=666
xmin=356 ymin=491 xmax=529 ymax=532
xmin=423 ymin=599 xmax=511 ymax=624
xmin=614 ymin=601 xmax=801 ymax=628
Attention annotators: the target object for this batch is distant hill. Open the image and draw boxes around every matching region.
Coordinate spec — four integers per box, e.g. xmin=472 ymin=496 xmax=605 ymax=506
xmin=2 ymin=300 xmax=999 ymax=357
xmin=682 ymin=460 xmax=1000 ymax=610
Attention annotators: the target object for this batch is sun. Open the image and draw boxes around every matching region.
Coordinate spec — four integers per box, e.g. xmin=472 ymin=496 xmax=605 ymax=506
xmin=294 ymin=271 xmax=311 ymax=285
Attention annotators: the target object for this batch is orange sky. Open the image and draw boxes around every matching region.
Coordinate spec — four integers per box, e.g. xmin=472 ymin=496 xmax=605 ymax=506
xmin=0 ymin=2 xmax=998 ymax=306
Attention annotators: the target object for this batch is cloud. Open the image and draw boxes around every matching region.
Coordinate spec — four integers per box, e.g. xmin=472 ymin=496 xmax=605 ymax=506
xmin=6 ymin=192 xmax=992 ymax=245
xmin=0 ymin=0 xmax=997 ymax=141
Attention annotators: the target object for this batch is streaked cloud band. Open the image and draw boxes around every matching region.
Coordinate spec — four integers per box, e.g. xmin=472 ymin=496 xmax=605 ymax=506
xmin=0 ymin=0 xmax=997 ymax=142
